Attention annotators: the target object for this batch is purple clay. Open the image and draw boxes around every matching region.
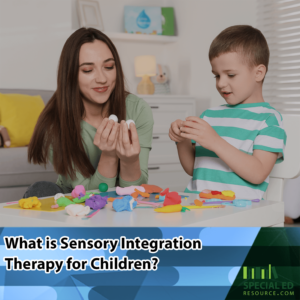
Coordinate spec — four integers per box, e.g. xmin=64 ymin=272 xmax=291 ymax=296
xmin=85 ymin=195 xmax=108 ymax=210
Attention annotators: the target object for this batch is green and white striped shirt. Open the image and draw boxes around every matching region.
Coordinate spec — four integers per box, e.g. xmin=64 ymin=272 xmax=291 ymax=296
xmin=185 ymin=102 xmax=287 ymax=200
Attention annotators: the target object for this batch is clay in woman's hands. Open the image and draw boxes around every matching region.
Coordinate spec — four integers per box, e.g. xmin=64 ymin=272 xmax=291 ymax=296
xmin=109 ymin=114 xmax=118 ymax=123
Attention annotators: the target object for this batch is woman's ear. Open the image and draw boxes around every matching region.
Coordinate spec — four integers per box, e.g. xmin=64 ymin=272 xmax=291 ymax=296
xmin=255 ymin=64 xmax=267 ymax=83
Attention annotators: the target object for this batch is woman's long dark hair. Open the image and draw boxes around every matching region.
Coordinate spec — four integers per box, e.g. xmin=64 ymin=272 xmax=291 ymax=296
xmin=28 ymin=28 xmax=128 ymax=179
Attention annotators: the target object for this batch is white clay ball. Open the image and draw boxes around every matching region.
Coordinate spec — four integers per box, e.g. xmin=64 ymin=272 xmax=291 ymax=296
xmin=109 ymin=114 xmax=118 ymax=123
xmin=126 ymin=119 xmax=135 ymax=129
xmin=54 ymin=193 xmax=65 ymax=203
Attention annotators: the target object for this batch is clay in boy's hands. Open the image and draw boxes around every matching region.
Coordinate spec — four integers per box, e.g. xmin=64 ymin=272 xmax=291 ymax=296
xmin=180 ymin=116 xmax=221 ymax=151
xmin=169 ymin=119 xmax=186 ymax=143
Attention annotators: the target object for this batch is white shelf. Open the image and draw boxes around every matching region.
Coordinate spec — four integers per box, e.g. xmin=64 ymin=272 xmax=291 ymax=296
xmin=104 ymin=32 xmax=178 ymax=44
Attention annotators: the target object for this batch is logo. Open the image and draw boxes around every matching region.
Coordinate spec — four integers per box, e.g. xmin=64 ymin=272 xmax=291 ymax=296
xmin=243 ymin=264 xmax=278 ymax=280
xmin=241 ymin=264 xmax=294 ymax=297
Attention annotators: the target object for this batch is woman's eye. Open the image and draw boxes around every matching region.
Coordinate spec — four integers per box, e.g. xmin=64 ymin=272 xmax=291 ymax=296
xmin=228 ymin=74 xmax=235 ymax=77
xmin=105 ymin=66 xmax=115 ymax=70
xmin=82 ymin=70 xmax=92 ymax=73
xmin=214 ymin=75 xmax=220 ymax=78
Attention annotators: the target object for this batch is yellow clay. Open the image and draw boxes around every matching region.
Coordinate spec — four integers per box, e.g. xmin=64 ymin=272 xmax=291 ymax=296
xmin=221 ymin=190 xmax=235 ymax=197
xmin=154 ymin=204 xmax=182 ymax=213
xmin=19 ymin=197 xmax=42 ymax=209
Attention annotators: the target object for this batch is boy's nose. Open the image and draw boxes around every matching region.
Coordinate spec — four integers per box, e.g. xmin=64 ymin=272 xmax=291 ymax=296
xmin=217 ymin=77 xmax=227 ymax=89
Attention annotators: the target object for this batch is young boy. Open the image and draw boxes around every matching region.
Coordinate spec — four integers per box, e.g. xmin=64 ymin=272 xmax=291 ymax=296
xmin=169 ymin=25 xmax=286 ymax=200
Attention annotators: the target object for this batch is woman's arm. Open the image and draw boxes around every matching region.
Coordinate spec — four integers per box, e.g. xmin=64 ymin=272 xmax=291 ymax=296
xmin=117 ymin=98 xmax=153 ymax=187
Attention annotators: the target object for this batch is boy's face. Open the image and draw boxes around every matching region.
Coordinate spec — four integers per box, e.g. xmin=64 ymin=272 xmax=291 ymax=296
xmin=211 ymin=52 xmax=259 ymax=105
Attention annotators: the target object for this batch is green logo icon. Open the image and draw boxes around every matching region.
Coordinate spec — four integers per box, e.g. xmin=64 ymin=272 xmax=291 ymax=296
xmin=243 ymin=264 xmax=278 ymax=280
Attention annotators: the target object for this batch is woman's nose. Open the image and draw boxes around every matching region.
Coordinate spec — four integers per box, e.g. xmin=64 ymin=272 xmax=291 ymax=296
xmin=95 ymin=69 xmax=107 ymax=84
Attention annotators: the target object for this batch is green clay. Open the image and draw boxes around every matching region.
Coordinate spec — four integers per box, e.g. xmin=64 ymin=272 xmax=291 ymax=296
xmin=73 ymin=194 xmax=90 ymax=203
xmin=99 ymin=183 xmax=108 ymax=192
xmin=57 ymin=197 xmax=74 ymax=207
xmin=181 ymin=207 xmax=191 ymax=212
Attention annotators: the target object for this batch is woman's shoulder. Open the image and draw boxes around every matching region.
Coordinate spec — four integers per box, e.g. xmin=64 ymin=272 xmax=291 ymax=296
xmin=125 ymin=93 xmax=151 ymax=112
xmin=125 ymin=93 xmax=153 ymax=127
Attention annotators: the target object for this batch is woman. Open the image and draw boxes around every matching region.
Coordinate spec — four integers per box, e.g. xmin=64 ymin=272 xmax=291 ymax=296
xmin=25 ymin=28 xmax=153 ymax=198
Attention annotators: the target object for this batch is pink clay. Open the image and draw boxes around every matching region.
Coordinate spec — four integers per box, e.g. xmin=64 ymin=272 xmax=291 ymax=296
xmin=51 ymin=204 xmax=59 ymax=209
xmin=116 ymin=186 xmax=145 ymax=196
xmin=71 ymin=185 xmax=86 ymax=198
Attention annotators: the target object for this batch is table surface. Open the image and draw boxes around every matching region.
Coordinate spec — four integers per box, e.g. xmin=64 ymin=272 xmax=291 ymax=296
xmin=0 ymin=189 xmax=284 ymax=227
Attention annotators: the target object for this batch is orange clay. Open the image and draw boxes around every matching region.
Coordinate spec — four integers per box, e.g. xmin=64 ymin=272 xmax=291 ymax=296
xmin=141 ymin=184 xmax=163 ymax=194
xmin=108 ymin=197 xmax=123 ymax=202
xmin=194 ymin=199 xmax=204 ymax=207
xmin=131 ymin=192 xmax=139 ymax=198
xmin=155 ymin=195 xmax=159 ymax=199
xmin=134 ymin=189 xmax=150 ymax=198
xmin=199 ymin=192 xmax=235 ymax=200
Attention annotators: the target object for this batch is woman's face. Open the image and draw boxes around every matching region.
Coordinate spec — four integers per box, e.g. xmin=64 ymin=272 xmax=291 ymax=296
xmin=78 ymin=40 xmax=117 ymax=105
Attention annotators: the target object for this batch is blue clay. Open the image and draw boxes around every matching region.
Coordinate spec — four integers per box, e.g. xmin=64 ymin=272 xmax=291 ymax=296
xmin=113 ymin=196 xmax=137 ymax=212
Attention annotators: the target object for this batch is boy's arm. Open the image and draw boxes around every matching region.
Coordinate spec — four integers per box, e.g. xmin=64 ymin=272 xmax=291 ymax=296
xmin=177 ymin=140 xmax=195 ymax=176
xmin=213 ymin=139 xmax=277 ymax=184
xmin=181 ymin=116 xmax=279 ymax=185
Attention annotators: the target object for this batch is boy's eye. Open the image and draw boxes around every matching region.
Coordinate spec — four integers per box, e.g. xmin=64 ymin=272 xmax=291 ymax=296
xmin=228 ymin=74 xmax=235 ymax=77
xmin=214 ymin=75 xmax=220 ymax=78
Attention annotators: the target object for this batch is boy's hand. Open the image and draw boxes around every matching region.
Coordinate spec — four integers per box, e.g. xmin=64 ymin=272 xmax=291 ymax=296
xmin=180 ymin=116 xmax=221 ymax=151
xmin=169 ymin=119 xmax=186 ymax=143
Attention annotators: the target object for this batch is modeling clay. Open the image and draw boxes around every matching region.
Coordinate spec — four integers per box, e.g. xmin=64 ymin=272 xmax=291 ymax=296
xmin=137 ymin=200 xmax=161 ymax=207
xmin=181 ymin=207 xmax=190 ymax=212
xmin=155 ymin=204 xmax=182 ymax=213
xmin=202 ymin=199 xmax=260 ymax=205
xmin=183 ymin=205 xmax=225 ymax=209
xmin=159 ymin=195 xmax=165 ymax=201
xmin=202 ymin=189 xmax=212 ymax=194
xmin=113 ymin=196 xmax=137 ymax=212
xmin=82 ymin=209 xmax=100 ymax=220
xmin=211 ymin=191 xmax=222 ymax=195
xmin=160 ymin=188 xmax=169 ymax=196
xmin=116 ymin=186 xmax=145 ymax=196
xmin=223 ymin=200 xmax=252 ymax=207
xmin=99 ymin=183 xmax=108 ymax=192
xmin=131 ymin=188 xmax=150 ymax=198
xmin=155 ymin=195 xmax=159 ymax=199
xmin=109 ymin=114 xmax=118 ymax=122
xmin=221 ymin=190 xmax=235 ymax=197
xmin=19 ymin=197 xmax=41 ymax=209
xmin=85 ymin=195 xmax=108 ymax=210
xmin=199 ymin=190 xmax=235 ymax=200
xmin=65 ymin=204 xmax=90 ymax=217
xmin=126 ymin=119 xmax=135 ymax=129
xmin=194 ymin=199 xmax=204 ymax=207
xmin=57 ymin=197 xmax=74 ymax=207
xmin=107 ymin=197 xmax=123 ymax=202
xmin=163 ymin=191 xmax=181 ymax=206
xmin=73 ymin=193 xmax=94 ymax=203
xmin=51 ymin=204 xmax=59 ymax=209
xmin=71 ymin=185 xmax=86 ymax=198
xmin=54 ymin=193 xmax=65 ymax=203
xmin=141 ymin=184 xmax=163 ymax=194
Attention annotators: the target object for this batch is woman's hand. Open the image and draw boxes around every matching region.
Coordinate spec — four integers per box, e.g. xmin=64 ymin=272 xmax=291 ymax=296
xmin=93 ymin=118 xmax=120 ymax=158
xmin=116 ymin=121 xmax=140 ymax=163
xmin=169 ymin=119 xmax=186 ymax=143
xmin=180 ymin=116 xmax=221 ymax=151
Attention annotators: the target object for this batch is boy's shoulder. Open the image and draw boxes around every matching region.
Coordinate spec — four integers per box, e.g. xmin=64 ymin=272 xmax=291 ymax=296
xmin=201 ymin=102 xmax=283 ymax=124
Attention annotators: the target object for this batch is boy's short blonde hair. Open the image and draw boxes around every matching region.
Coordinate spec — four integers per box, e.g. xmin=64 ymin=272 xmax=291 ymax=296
xmin=209 ymin=25 xmax=269 ymax=72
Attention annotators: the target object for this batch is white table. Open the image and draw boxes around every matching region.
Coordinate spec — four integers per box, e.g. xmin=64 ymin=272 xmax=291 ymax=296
xmin=0 ymin=189 xmax=284 ymax=227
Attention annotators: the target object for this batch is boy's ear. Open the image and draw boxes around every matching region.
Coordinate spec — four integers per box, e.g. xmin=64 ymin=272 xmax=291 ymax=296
xmin=255 ymin=64 xmax=267 ymax=82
